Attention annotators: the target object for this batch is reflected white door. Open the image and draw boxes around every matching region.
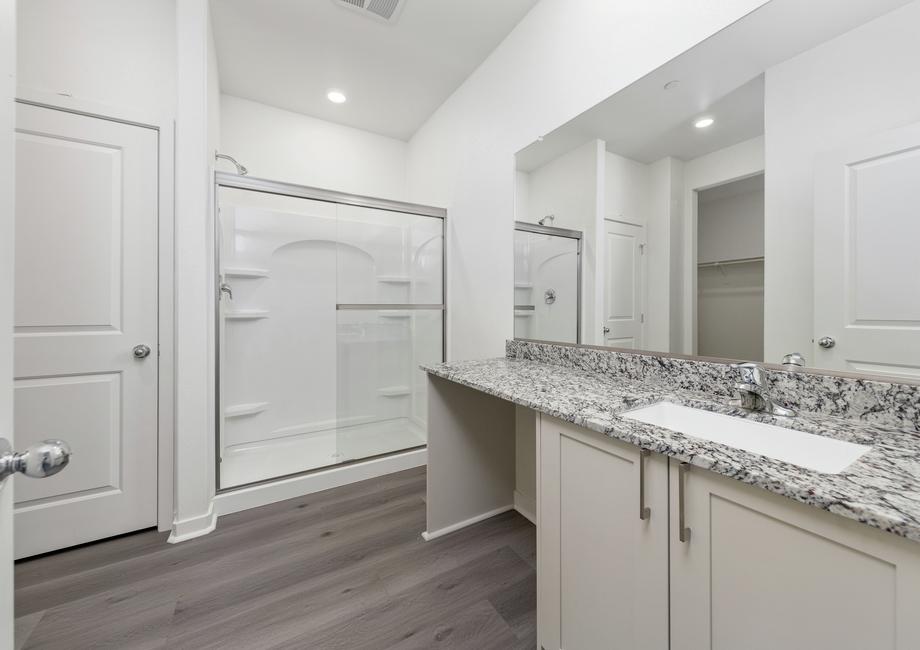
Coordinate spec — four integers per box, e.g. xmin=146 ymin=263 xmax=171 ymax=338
xmin=814 ymin=122 xmax=920 ymax=379
xmin=13 ymin=104 xmax=159 ymax=557
xmin=1 ymin=13 xmax=15 ymax=642
xmin=603 ymin=220 xmax=645 ymax=349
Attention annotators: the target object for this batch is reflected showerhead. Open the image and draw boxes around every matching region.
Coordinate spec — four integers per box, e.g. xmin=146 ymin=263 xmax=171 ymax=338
xmin=538 ymin=215 xmax=555 ymax=227
xmin=215 ymin=152 xmax=248 ymax=176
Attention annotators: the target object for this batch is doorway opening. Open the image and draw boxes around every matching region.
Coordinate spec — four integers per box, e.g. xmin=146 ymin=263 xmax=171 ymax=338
xmin=695 ymin=173 xmax=765 ymax=361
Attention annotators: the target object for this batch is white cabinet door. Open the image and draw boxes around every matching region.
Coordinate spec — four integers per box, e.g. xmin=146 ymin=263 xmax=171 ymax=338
xmin=670 ymin=462 xmax=920 ymax=650
xmin=538 ymin=416 xmax=668 ymax=650
xmin=13 ymin=103 xmax=159 ymax=557
xmin=603 ymin=220 xmax=645 ymax=349
xmin=813 ymin=122 xmax=920 ymax=380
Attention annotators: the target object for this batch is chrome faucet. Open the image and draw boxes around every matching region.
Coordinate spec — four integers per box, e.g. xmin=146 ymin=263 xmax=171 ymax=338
xmin=730 ymin=362 xmax=795 ymax=417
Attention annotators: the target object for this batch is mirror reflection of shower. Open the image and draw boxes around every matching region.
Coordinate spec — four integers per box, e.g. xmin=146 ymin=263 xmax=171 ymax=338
xmin=513 ymin=221 xmax=581 ymax=344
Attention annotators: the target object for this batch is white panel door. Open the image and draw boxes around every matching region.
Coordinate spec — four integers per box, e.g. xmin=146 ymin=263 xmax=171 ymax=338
xmin=13 ymin=103 xmax=159 ymax=558
xmin=603 ymin=220 xmax=645 ymax=349
xmin=814 ymin=122 xmax=920 ymax=379
xmin=0 ymin=8 xmax=15 ymax=642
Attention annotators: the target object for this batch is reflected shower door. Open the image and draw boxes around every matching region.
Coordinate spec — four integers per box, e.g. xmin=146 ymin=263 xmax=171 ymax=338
xmin=335 ymin=205 xmax=444 ymax=463
xmin=514 ymin=226 xmax=581 ymax=343
xmin=217 ymin=185 xmax=445 ymax=490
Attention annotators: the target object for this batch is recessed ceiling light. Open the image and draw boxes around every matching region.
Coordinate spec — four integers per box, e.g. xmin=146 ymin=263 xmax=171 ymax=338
xmin=663 ymin=80 xmax=681 ymax=91
xmin=327 ymin=90 xmax=347 ymax=104
xmin=694 ymin=117 xmax=715 ymax=129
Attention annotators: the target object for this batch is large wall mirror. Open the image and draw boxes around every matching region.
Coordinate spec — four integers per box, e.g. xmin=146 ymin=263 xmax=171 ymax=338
xmin=513 ymin=0 xmax=920 ymax=380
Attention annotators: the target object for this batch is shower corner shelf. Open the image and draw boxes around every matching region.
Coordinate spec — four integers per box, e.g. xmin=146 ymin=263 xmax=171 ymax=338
xmin=376 ymin=274 xmax=411 ymax=284
xmin=225 ymin=309 xmax=270 ymax=320
xmin=224 ymin=267 xmax=270 ymax=279
xmin=377 ymin=385 xmax=411 ymax=397
xmin=225 ymin=402 xmax=269 ymax=418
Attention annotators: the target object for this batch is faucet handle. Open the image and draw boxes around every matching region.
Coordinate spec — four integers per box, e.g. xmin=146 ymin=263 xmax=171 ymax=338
xmin=730 ymin=362 xmax=764 ymax=386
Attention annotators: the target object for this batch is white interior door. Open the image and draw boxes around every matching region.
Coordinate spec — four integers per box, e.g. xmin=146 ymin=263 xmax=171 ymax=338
xmin=1 ymin=3 xmax=16 ymax=640
xmin=814 ymin=122 xmax=920 ymax=379
xmin=13 ymin=103 xmax=159 ymax=558
xmin=603 ymin=220 xmax=645 ymax=349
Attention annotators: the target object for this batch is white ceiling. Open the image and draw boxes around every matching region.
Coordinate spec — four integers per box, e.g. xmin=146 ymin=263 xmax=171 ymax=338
xmin=211 ymin=0 xmax=539 ymax=141
xmin=516 ymin=0 xmax=912 ymax=172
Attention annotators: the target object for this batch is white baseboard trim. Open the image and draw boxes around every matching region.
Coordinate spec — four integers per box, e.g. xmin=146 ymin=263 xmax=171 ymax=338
xmin=513 ymin=489 xmax=536 ymax=525
xmin=213 ymin=448 xmax=427 ymax=517
xmin=421 ymin=504 xmax=515 ymax=541
xmin=167 ymin=505 xmax=217 ymax=544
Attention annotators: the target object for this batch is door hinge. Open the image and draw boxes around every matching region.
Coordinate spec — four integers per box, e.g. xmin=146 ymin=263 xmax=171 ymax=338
xmin=640 ymin=313 xmax=645 ymax=323
xmin=639 ymin=243 xmax=646 ymax=255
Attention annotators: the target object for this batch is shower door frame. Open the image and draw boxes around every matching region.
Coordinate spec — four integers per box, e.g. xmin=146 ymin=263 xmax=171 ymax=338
xmin=513 ymin=220 xmax=583 ymax=344
xmin=214 ymin=172 xmax=447 ymax=493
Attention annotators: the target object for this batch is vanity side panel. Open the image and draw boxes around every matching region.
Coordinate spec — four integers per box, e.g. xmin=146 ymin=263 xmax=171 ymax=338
xmin=424 ymin=375 xmax=516 ymax=538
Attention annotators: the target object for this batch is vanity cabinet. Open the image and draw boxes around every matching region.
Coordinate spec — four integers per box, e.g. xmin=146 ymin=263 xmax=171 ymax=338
xmin=538 ymin=416 xmax=669 ymax=650
xmin=669 ymin=461 xmax=920 ymax=650
xmin=538 ymin=415 xmax=920 ymax=650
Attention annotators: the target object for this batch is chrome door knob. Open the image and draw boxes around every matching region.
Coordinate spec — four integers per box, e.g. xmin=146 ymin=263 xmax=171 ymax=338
xmin=0 ymin=438 xmax=72 ymax=481
xmin=817 ymin=336 xmax=836 ymax=349
xmin=133 ymin=344 xmax=152 ymax=359
xmin=603 ymin=326 xmax=610 ymax=334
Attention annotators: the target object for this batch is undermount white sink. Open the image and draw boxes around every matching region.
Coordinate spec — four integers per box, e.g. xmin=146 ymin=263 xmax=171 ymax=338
xmin=621 ymin=401 xmax=871 ymax=474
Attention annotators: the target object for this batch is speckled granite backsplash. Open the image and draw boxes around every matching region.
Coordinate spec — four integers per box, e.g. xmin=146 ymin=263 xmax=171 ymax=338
xmin=506 ymin=340 xmax=920 ymax=433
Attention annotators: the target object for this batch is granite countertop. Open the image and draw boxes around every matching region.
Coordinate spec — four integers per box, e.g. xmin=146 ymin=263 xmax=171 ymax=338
xmin=422 ymin=357 xmax=920 ymax=543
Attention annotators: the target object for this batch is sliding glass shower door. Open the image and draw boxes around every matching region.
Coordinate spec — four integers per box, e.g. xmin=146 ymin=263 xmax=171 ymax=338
xmin=216 ymin=178 xmax=445 ymax=490
xmin=513 ymin=222 xmax=582 ymax=343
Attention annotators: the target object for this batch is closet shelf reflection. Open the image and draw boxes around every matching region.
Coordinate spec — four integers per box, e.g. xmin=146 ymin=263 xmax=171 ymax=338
xmin=697 ymin=256 xmax=764 ymax=268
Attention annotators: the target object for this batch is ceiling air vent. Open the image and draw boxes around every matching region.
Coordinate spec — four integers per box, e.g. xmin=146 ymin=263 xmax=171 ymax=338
xmin=333 ymin=0 xmax=406 ymax=24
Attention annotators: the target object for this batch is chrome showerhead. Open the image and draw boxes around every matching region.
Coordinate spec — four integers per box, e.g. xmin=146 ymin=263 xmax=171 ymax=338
xmin=215 ymin=152 xmax=248 ymax=176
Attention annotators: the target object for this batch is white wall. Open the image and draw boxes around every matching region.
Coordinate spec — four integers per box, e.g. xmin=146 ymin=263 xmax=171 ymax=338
xmin=697 ymin=182 xmax=764 ymax=264
xmin=207 ymin=19 xmax=221 ymax=156
xmin=698 ymin=262 xmax=764 ymax=361
xmin=639 ymin=157 xmax=683 ymax=352
xmin=764 ymin=0 xmax=920 ymax=363
xmin=522 ymin=140 xmax=603 ymax=342
xmin=17 ymin=0 xmax=175 ymax=117
xmin=220 ymin=95 xmax=408 ymax=200
xmin=406 ymin=0 xmax=769 ymax=361
xmin=605 ymin=151 xmax=650 ymax=224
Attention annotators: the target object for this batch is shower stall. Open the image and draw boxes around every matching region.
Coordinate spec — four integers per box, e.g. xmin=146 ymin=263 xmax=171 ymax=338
xmin=215 ymin=174 xmax=445 ymax=490
xmin=513 ymin=221 xmax=582 ymax=344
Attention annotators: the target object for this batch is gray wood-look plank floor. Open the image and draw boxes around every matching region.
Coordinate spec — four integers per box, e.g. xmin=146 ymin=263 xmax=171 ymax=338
xmin=14 ymin=467 xmax=536 ymax=649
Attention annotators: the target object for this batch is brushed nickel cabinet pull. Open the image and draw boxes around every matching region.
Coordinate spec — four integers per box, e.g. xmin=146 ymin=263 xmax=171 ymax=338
xmin=678 ymin=461 xmax=691 ymax=543
xmin=639 ymin=449 xmax=651 ymax=521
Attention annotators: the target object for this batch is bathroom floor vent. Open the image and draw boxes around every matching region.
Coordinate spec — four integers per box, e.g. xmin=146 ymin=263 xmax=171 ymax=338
xmin=333 ymin=0 xmax=406 ymax=24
